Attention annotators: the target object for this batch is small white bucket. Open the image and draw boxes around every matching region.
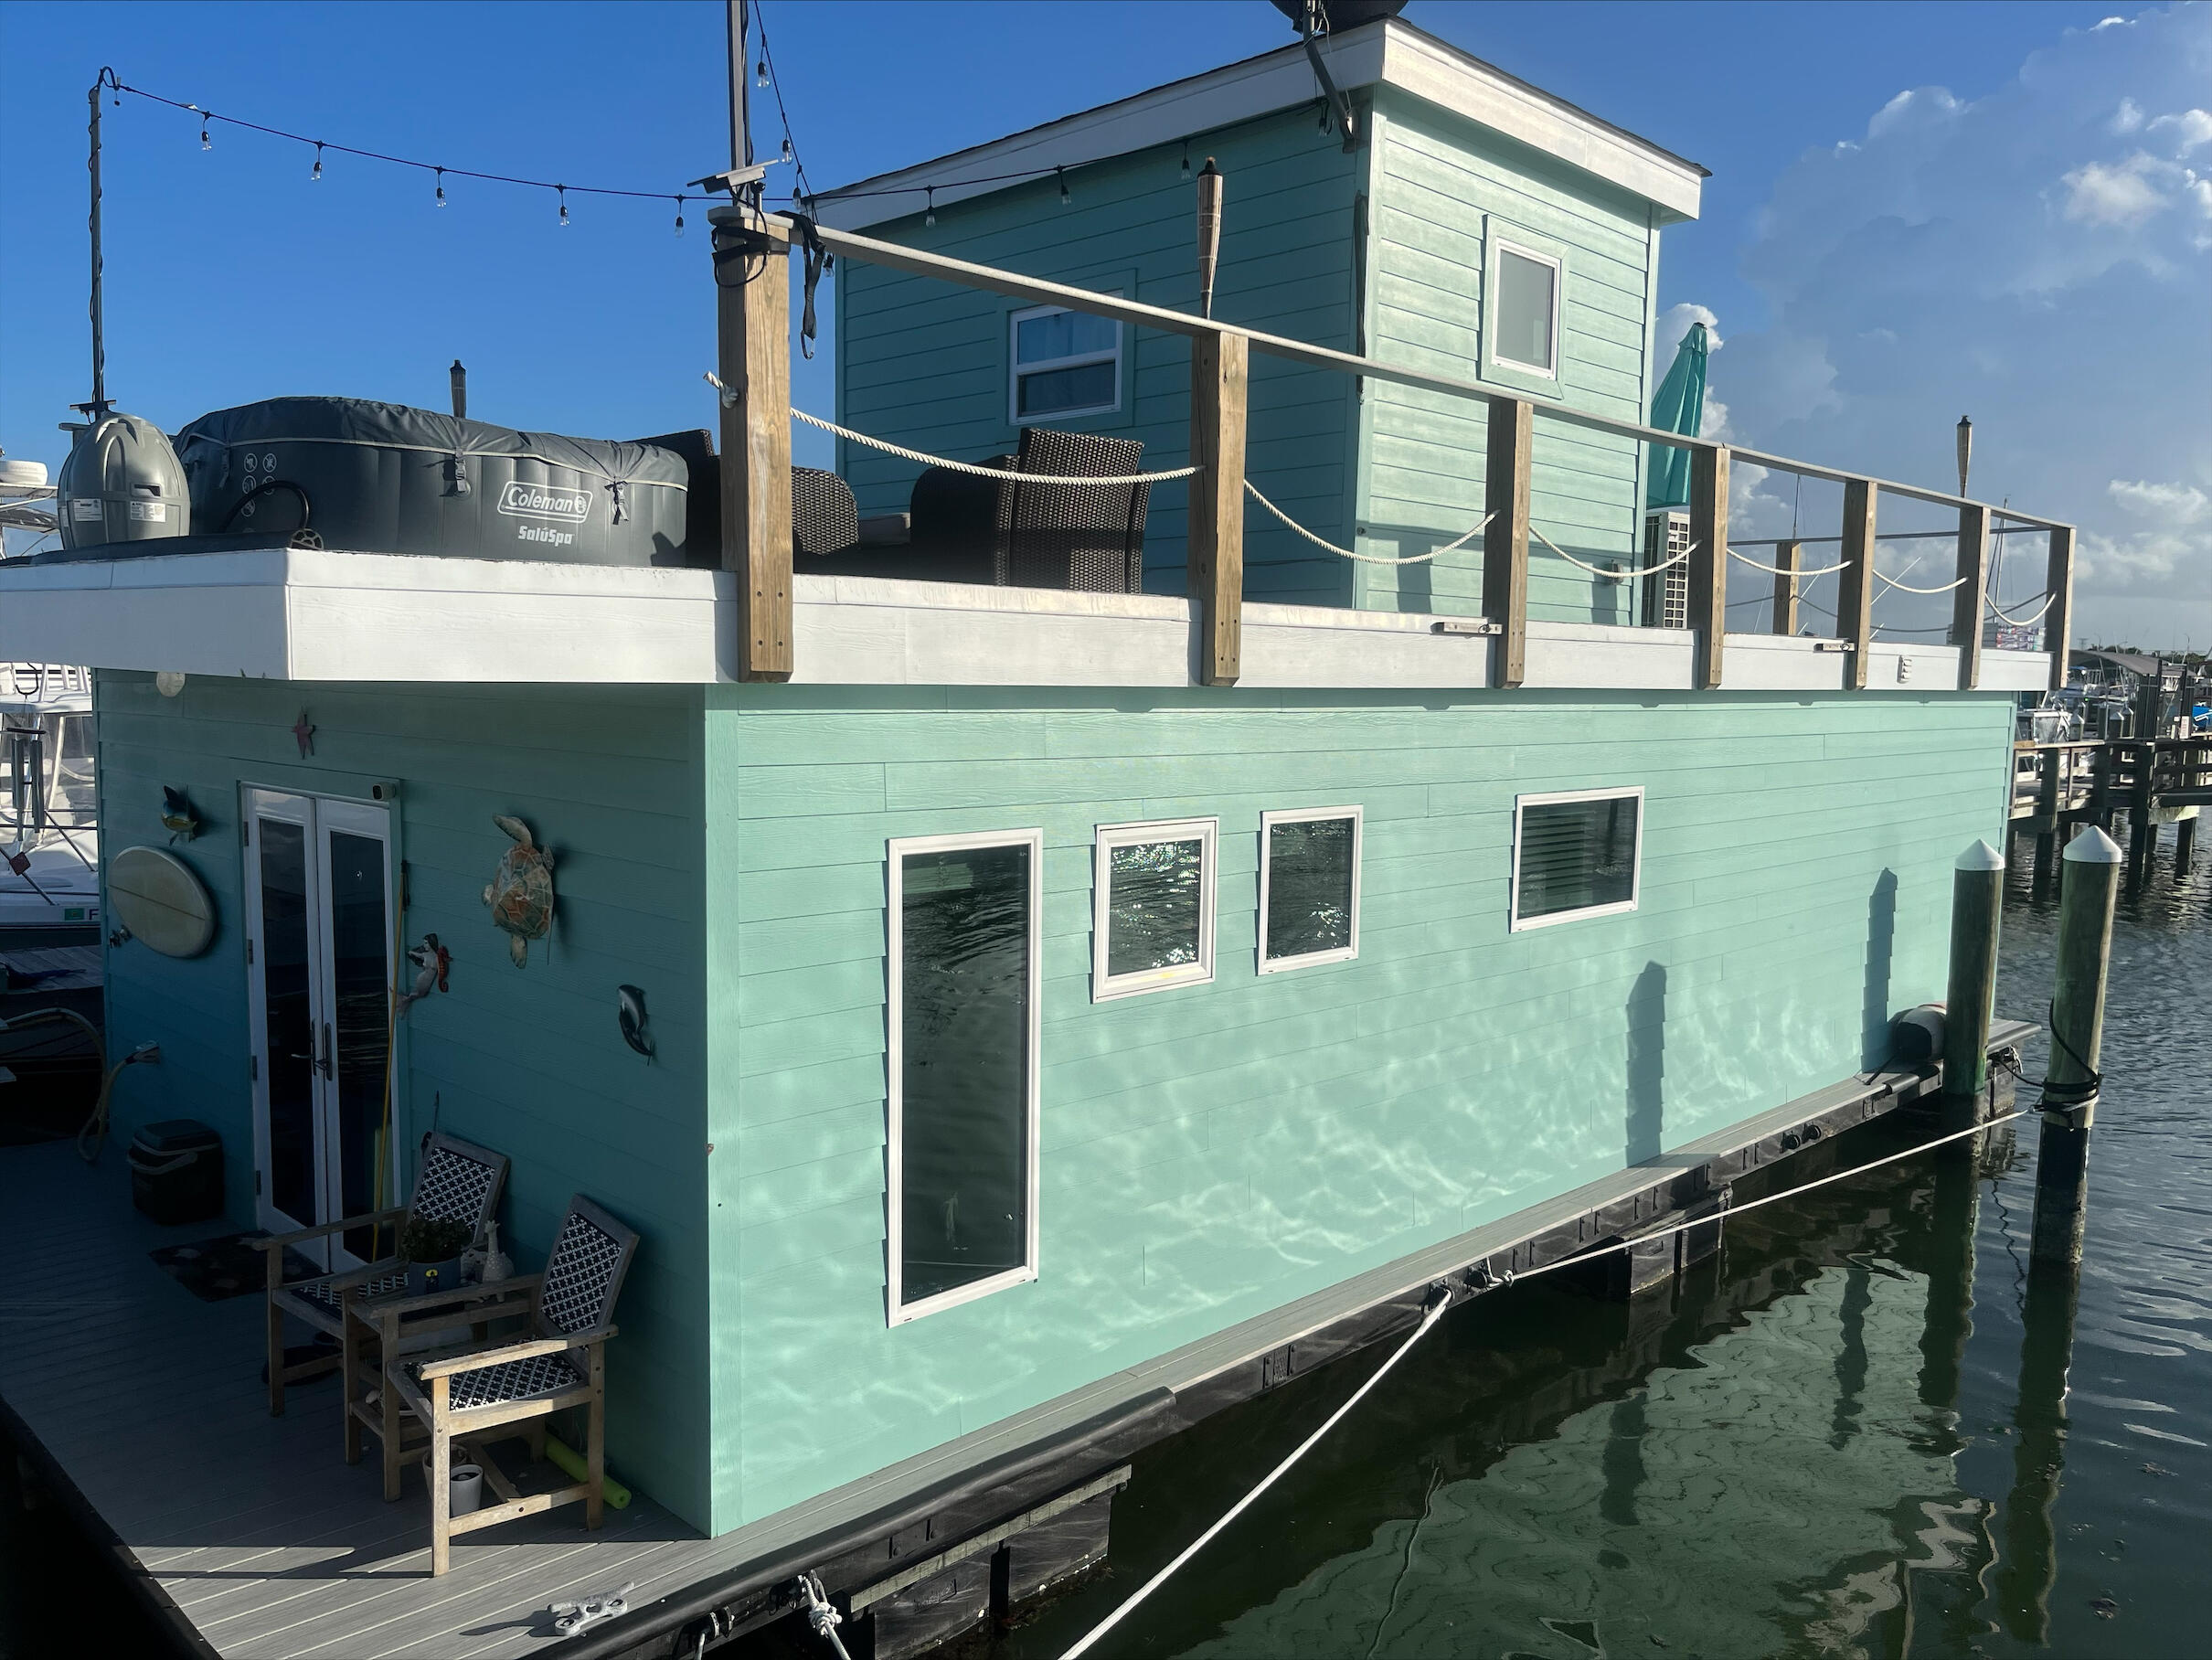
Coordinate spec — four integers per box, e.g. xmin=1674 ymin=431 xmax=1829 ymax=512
xmin=448 ymin=1463 xmax=484 ymax=1516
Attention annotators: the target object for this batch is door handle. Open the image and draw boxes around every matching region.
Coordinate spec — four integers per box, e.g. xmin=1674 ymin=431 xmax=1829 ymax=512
xmin=318 ymin=1022 xmax=334 ymax=1080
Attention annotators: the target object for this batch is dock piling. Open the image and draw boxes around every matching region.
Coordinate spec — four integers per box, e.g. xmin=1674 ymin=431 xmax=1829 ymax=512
xmin=1941 ymin=839 xmax=2005 ymax=1119
xmin=2028 ymin=826 xmax=2122 ymax=1266
xmin=2175 ymin=814 xmax=2196 ymax=877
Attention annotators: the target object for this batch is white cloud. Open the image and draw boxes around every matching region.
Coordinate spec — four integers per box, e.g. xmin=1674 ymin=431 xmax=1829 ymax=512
xmin=2109 ymin=478 xmax=2210 ymax=522
xmin=2149 ymin=107 xmax=2212 ymax=154
xmin=2060 ymin=152 xmax=2177 ymax=226
xmin=1696 ymin=3 xmax=2212 ymax=646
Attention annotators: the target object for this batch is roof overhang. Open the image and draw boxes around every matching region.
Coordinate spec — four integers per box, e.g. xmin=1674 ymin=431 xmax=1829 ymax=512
xmin=814 ymin=17 xmax=1705 ymax=232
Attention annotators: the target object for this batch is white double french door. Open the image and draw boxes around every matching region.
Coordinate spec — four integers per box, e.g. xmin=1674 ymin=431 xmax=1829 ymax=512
xmin=243 ymin=789 xmax=396 ymax=1268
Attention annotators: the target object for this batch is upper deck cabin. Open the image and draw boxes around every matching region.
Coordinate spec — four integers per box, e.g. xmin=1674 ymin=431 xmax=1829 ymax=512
xmin=0 ymin=10 xmax=2079 ymax=1636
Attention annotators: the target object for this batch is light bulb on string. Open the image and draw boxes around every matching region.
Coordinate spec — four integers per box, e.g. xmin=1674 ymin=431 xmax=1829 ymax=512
xmin=199 ymin=112 xmax=211 ymax=150
xmin=924 ymin=186 xmax=935 ymax=228
xmin=1058 ymin=166 xmax=1070 ymax=208
xmin=558 ymin=186 xmax=569 ymax=228
xmin=311 ymin=142 xmax=324 ymax=182
xmin=434 ymin=167 xmax=448 ymax=208
xmin=1181 ymin=143 xmax=1191 ymax=178
xmin=673 ymin=195 xmax=686 ymax=238
xmin=756 ymin=59 xmax=769 ymax=90
xmin=781 ymin=137 xmax=792 ymax=160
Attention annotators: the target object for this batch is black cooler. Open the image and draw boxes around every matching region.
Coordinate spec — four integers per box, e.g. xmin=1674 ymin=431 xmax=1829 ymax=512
xmin=129 ymin=1119 xmax=226 ymax=1225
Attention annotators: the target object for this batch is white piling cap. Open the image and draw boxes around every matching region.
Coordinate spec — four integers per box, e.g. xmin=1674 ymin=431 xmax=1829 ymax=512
xmin=2064 ymin=825 xmax=2124 ymax=864
xmin=1955 ymin=838 xmax=2005 ymax=871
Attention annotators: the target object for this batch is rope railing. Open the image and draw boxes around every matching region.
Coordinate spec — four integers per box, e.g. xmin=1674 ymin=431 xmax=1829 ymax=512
xmin=1874 ymin=568 xmax=1970 ymax=595
xmin=1243 ymin=482 xmax=1492 ymax=566
xmin=1726 ymin=546 xmax=1847 ymax=579
xmin=1985 ymin=591 xmax=2057 ymax=627
xmin=787 ymin=408 xmax=1197 ymax=485
xmin=1531 ymin=523 xmax=1696 ymax=580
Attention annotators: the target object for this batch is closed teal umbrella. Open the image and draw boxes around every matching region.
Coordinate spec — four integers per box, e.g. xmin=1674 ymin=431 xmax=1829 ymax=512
xmin=1646 ymin=322 xmax=1709 ymax=510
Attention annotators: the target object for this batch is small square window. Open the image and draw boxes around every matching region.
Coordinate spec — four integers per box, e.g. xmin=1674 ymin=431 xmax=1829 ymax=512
xmin=1092 ymin=818 xmax=1217 ymax=999
xmin=1511 ymin=788 xmax=1643 ymax=930
xmin=1259 ymin=808 xmax=1362 ymax=973
xmin=1493 ymin=242 xmax=1559 ymax=377
xmin=1010 ymin=303 xmax=1122 ymax=423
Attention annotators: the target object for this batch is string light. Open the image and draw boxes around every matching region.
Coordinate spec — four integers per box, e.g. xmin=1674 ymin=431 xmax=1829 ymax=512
xmin=196 ymin=105 xmax=211 ymax=149
xmin=1181 ymin=142 xmax=1191 ymax=178
xmin=924 ymin=185 xmax=935 ymax=228
xmin=1058 ymin=165 xmax=1070 ymax=208
xmin=673 ymin=193 xmax=686 ymax=238
xmin=310 ymin=142 xmax=324 ymax=182
xmin=434 ymin=166 xmax=447 ymax=207
xmin=558 ymin=185 xmax=569 ymax=227
xmin=756 ymin=59 xmax=769 ymax=90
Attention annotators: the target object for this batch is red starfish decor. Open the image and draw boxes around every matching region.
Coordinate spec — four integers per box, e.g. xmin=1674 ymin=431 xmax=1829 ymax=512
xmin=292 ymin=710 xmax=316 ymax=758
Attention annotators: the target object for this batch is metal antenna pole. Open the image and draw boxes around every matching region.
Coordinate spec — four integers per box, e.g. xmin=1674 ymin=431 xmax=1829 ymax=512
xmin=728 ymin=0 xmax=752 ymax=173
xmin=82 ymin=74 xmax=111 ymax=418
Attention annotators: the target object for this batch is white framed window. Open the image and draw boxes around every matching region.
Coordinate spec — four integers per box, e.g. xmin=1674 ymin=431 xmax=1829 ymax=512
xmin=887 ymin=829 xmax=1043 ymax=1325
xmin=1092 ymin=817 xmax=1218 ymax=1000
xmin=1259 ymin=807 xmax=1363 ymax=974
xmin=1511 ymin=787 xmax=1643 ymax=931
xmin=1488 ymin=237 xmax=1562 ymax=380
xmin=1009 ymin=303 xmax=1122 ymax=424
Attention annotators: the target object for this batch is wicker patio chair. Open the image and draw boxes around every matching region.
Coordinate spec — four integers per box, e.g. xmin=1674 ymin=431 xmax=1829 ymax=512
xmin=253 ymin=1131 xmax=507 ymax=1418
xmin=998 ymin=427 xmax=1150 ymax=593
xmin=378 ymin=1195 xmax=639 ymax=1576
xmin=792 ymin=465 xmax=859 ymax=557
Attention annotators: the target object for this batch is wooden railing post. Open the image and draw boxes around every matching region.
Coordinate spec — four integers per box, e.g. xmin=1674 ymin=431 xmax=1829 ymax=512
xmin=1836 ymin=477 xmax=1877 ymax=689
xmin=1771 ymin=538 xmax=1801 ymax=637
xmin=712 ymin=211 xmax=793 ymax=682
xmin=2044 ymin=524 xmax=2075 ymax=690
xmin=1686 ymin=443 xmax=1728 ymax=689
xmin=1482 ymin=396 xmax=1531 ymax=689
xmin=1953 ymin=502 xmax=1990 ymax=689
xmin=1188 ymin=332 xmax=1247 ymax=687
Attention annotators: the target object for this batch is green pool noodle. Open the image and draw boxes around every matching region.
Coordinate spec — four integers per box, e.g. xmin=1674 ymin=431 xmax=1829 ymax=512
xmin=544 ymin=1433 xmax=631 ymax=1508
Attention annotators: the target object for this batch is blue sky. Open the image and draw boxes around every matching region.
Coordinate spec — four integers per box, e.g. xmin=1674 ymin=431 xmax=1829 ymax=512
xmin=2 ymin=1 xmax=2203 ymax=645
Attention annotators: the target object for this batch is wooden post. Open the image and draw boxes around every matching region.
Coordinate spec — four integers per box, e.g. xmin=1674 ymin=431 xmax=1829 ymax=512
xmin=1188 ymin=332 xmax=1246 ymax=687
xmin=1482 ymin=396 xmax=1531 ymax=689
xmin=1686 ymin=444 xmax=1728 ymax=689
xmin=711 ymin=210 xmax=794 ymax=682
xmin=2043 ymin=525 xmax=2074 ymax=690
xmin=1835 ymin=478 xmax=1877 ymax=689
xmin=1953 ymin=502 xmax=1990 ymax=689
xmin=1771 ymin=537 xmax=1801 ymax=636
xmin=2028 ymin=825 xmax=2121 ymax=1266
xmin=2176 ymin=813 xmax=2197 ymax=876
xmin=1941 ymin=839 xmax=2005 ymax=1114
xmin=2033 ymin=746 xmax=2061 ymax=899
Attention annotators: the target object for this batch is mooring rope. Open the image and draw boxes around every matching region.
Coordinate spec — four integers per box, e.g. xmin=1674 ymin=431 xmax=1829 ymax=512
xmin=1727 ymin=546 xmax=1847 ymax=579
xmin=1052 ymin=1103 xmax=2026 ymax=1660
xmin=1243 ymin=481 xmax=1493 ymax=565
xmin=1531 ymin=523 xmax=1697 ymax=580
xmin=1985 ymin=590 xmax=2057 ymax=627
xmin=786 ymin=408 xmax=1197 ymax=485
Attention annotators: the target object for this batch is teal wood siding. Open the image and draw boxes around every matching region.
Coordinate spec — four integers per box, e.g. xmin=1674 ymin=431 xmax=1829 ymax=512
xmin=93 ymin=674 xmax=717 ymax=1531
xmin=836 ymin=107 xmax=1364 ymax=606
xmin=1354 ymin=89 xmax=1660 ymax=624
xmin=706 ymin=685 xmax=2014 ymax=1528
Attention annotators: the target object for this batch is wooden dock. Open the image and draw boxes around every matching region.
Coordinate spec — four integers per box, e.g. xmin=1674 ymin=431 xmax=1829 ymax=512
xmin=2009 ymin=735 xmax=2209 ymax=882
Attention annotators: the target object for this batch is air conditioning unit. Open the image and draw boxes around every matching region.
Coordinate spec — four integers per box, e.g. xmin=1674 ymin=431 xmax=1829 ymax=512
xmin=1641 ymin=509 xmax=1690 ymax=630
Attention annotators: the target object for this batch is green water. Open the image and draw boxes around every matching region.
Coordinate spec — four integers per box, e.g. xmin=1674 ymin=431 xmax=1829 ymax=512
xmin=3 ymin=841 xmax=2204 ymax=1659
xmin=997 ymin=839 xmax=2210 ymax=1660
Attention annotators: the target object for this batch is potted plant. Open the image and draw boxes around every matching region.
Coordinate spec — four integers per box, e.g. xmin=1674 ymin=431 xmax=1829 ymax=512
xmin=399 ymin=1215 xmax=474 ymax=1298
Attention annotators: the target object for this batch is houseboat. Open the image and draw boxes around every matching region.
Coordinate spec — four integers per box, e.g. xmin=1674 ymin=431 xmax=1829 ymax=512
xmin=0 ymin=13 xmax=2070 ymax=1658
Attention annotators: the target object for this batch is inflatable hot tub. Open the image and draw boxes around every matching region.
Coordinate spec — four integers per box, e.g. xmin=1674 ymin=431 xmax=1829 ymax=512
xmin=167 ymin=397 xmax=696 ymax=567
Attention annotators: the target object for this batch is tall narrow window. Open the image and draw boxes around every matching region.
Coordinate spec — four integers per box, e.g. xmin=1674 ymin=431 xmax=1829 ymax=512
xmin=1492 ymin=240 xmax=1560 ymax=378
xmin=888 ymin=830 xmax=1042 ymax=1323
xmin=1512 ymin=788 xmax=1643 ymax=930
xmin=1259 ymin=807 xmax=1362 ymax=973
xmin=1092 ymin=818 xmax=1217 ymax=1000
xmin=1010 ymin=303 xmax=1122 ymax=423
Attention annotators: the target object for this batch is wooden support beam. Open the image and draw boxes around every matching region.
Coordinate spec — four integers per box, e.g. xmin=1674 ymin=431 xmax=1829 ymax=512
xmin=713 ymin=216 xmax=793 ymax=682
xmin=1482 ymin=396 xmax=1532 ymax=688
xmin=1187 ymin=333 xmax=1247 ymax=686
xmin=1686 ymin=444 xmax=1728 ymax=689
xmin=1953 ymin=501 xmax=1990 ymax=690
xmin=1771 ymin=538 xmax=1801 ymax=636
xmin=2044 ymin=525 xmax=2075 ymax=690
xmin=1836 ymin=478 xmax=1877 ymax=690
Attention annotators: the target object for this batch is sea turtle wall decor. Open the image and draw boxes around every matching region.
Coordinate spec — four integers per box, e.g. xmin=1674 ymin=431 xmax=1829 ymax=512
xmin=481 ymin=814 xmax=555 ymax=966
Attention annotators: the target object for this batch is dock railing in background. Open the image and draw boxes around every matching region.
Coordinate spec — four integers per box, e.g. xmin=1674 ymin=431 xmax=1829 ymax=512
xmin=715 ymin=213 xmax=2076 ymax=691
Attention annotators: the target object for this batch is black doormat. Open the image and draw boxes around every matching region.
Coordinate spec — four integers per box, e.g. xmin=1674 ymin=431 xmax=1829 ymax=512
xmin=148 ymin=1230 xmax=320 ymax=1303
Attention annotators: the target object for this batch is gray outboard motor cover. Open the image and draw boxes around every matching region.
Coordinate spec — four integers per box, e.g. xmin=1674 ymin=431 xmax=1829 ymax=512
xmin=175 ymin=397 xmax=692 ymax=566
